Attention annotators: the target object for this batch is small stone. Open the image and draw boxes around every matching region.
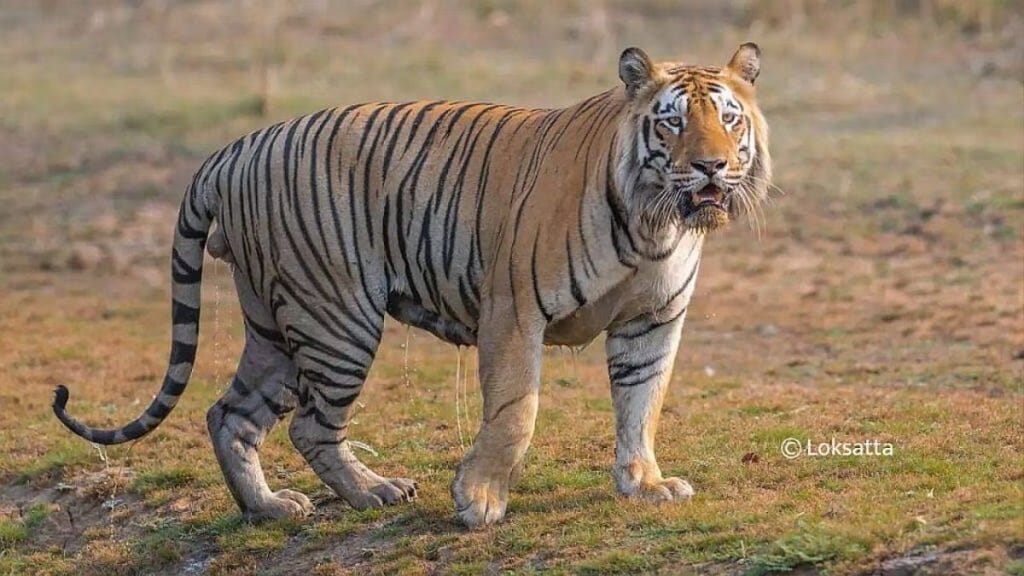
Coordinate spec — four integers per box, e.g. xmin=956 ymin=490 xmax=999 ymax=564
xmin=880 ymin=552 xmax=939 ymax=576
xmin=757 ymin=324 xmax=780 ymax=337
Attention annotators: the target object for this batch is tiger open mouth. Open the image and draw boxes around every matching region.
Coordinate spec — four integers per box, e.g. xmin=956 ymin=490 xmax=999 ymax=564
xmin=683 ymin=184 xmax=730 ymax=232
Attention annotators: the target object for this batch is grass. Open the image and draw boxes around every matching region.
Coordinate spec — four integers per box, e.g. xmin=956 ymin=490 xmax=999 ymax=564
xmin=132 ymin=468 xmax=198 ymax=496
xmin=0 ymin=1 xmax=1022 ymax=575
xmin=0 ymin=504 xmax=51 ymax=550
xmin=217 ymin=521 xmax=298 ymax=556
xmin=745 ymin=522 xmax=867 ymax=575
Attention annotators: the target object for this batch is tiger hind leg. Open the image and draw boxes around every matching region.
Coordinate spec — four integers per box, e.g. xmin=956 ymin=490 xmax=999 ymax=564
xmin=283 ymin=298 xmax=418 ymax=510
xmin=206 ymin=326 xmax=313 ymax=521
xmin=206 ymin=270 xmax=312 ymax=521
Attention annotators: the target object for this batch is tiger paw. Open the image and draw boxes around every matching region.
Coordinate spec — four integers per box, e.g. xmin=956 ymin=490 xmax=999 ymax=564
xmin=246 ymin=489 xmax=314 ymax=522
xmin=626 ymin=476 xmax=694 ymax=503
xmin=614 ymin=460 xmax=694 ymax=504
xmin=451 ymin=464 xmax=509 ymax=529
xmin=345 ymin=477 xmax=419 ymax=510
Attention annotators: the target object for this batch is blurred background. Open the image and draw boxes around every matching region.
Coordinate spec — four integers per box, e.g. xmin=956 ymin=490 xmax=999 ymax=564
xmin=0 ymin=2 xmax=1022 ymax=574
xmin=1 ymin=0 xmax=1020 ymax=383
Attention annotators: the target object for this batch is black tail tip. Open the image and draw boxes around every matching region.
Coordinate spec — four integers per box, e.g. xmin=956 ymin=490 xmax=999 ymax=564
xmin=53 ymin=385 xmax=70 ymax=411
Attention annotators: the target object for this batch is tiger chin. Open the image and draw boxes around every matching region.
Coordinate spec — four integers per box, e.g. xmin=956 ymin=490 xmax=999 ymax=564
xmin=683 ymin=185 xmax=732 ymax=234
xmin=52 ymin=43 xmax=772 ymax=529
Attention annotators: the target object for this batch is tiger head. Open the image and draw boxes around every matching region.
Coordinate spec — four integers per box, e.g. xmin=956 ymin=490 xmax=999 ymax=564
xmin=615 ymin=43 xmax=772 ymax=234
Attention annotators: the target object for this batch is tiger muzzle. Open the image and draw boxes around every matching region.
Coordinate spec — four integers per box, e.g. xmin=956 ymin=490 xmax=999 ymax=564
xmin=682 ymin=184 xmax=731 ymax=233
xmin=690 ymin=184 xmax=727 ymax=210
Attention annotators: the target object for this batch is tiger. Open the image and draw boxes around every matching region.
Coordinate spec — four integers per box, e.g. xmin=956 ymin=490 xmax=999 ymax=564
xmin=53 ymin=43 xmax=771 ymax=528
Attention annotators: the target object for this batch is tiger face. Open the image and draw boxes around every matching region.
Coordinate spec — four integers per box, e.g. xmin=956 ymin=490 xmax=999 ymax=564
xmin=618 ymin=43 xmax=771 ymax=234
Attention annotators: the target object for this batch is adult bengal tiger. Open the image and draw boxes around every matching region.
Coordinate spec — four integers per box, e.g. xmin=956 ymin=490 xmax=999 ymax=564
xmin=53 ymin=44 xmax=771 ymax=528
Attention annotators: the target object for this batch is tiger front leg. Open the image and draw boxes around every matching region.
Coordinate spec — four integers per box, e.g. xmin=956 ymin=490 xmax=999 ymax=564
xmin=605 ymin=309 xmax=694 ymax=503
xmin=451 ymin=310 xmax=543 ymax=528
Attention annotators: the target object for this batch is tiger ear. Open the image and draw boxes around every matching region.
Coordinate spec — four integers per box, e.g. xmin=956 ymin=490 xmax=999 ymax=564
xmin=619 ymin=47 xmax=654 ymax=97
xmin=727 ymin=42 xmax=761 ymax=85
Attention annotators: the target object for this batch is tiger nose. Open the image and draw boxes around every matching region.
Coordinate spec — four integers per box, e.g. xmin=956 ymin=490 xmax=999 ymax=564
xmin=690 ymin=158 xmax=727 ymax=176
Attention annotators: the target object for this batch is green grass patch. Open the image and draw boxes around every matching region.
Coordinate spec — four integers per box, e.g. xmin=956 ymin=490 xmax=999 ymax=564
xmin=577 ymin=550 xmax=656 ymax=575
xmin=745 ymin=522 xmax=867 ymax=575
xmin=0 ymin=520 xmax=30 ymax=550
xmin=132 ymin=467 xmax=197 ymax=495
xmin=216 ymin=519 xmax=301 ymax=557
xmin=0 ymin=549 xmax=70 ymax=575
xmin=14 ymin=442 xmax=93 ymax=483
xmin=133 ymin=527 xmax=188 ymax=571
xmin=189 ymin=512 xmax=247 ymax=537
xmin=0 ymin=503 xmax=51 ymax=550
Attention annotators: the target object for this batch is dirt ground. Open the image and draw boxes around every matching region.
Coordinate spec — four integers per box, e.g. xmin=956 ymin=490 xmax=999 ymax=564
xmin=0 ymin=1 xmax=1022 ymax=575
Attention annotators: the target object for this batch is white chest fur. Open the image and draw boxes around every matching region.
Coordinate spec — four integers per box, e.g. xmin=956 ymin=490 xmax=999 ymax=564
xmin=543 ymin=232 xmax=703 ymax=346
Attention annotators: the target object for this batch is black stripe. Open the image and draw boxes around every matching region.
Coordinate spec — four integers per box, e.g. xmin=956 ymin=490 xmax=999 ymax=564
xmin=146 ymin=400 xmax=174 ymax=420
xmin=609 ymin=354 xmax=666 ymax=387
xmin=121 ymin=421 xmax=149 ymax=440
xmin=171 ymin=299 xmax=200 ymax=325
xmin=530 ymin=238 xmax=553 ymax=322
xmin=171 ymin=248 xmax=202 ymax=284
xmin=169 ymin=341 xmax=196 ymax=365
xmin=163 ymin=375 xmax=188 ymax=396
xmin=231 ymin=376 xmax=251 ymax=396
xmin=566 ymin=233 xmax=586 ymax=307
xmin=245 ymin=315 xmax=286 ymax=344
xmin=611 ymin=306 xmax=687 ymax=341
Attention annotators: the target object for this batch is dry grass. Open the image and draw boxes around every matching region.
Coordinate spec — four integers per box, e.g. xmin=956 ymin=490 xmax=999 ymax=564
xmin=1 ymin=1 xmax=1022 ymax=575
